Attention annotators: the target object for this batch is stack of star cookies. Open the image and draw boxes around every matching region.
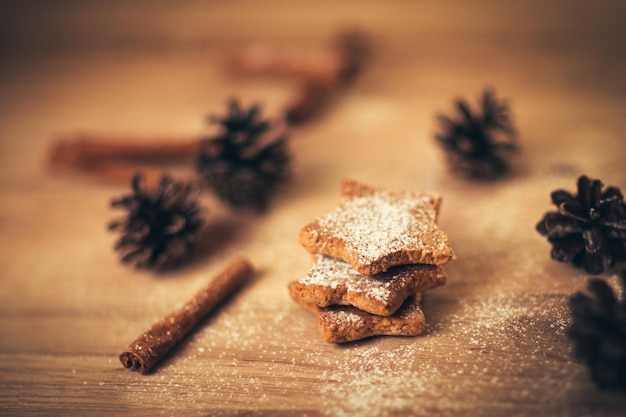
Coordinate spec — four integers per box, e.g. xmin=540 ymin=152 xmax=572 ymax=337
xmin=288 ymin=179 xmax=456 ymax=343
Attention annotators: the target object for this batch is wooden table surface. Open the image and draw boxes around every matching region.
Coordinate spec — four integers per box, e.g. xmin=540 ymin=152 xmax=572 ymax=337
xmin=2 ymin=1 xmax=626 ymax=416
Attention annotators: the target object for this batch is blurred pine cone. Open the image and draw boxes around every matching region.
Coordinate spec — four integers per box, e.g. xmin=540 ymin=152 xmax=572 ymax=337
xmin=435 ymin=89 xmax=517 ymax=179
xmin=196 ymin=99 xmax=290 ymax=211
xmin=536 ymin=175 xmax=626 ymax=274
xmin=568 ymin=273 xmax=626 ymax=392
xmin=108 ymin=174 xmax=206 ymax=269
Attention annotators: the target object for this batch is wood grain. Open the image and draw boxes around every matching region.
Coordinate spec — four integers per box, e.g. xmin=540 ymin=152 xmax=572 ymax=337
xmin=1 ymin=1 xmax=626 ymax=416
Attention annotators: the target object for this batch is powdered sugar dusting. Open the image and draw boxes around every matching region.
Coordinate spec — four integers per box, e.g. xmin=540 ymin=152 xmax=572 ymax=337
xmin=299 ymin=255 xmax=444 ymax=305
xmin=325 ymin=308 xmax=362 ymax=327
xmin=315 ymin=292 xmax=575 ymax=417
xmin=114 ymin=287 xmax=589 ymax=416
xmin=312 ymin=192 xmax=454 ymax=270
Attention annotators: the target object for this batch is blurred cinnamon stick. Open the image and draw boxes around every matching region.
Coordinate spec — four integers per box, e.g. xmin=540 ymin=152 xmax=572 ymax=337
xmin=48 ymin=134 xmax=202 ymax=184
xmin=284 ymin=81 xmax=335 ymax=125
xmin=228 ymin=47 xmax=344 ymax=85
xmin=50 ymin=134 xmax=201 ymax=164
xmin=228 ymin=30 xmax=370 ymax=87
xmin=228 ymin=30 xmax=371 ymax=125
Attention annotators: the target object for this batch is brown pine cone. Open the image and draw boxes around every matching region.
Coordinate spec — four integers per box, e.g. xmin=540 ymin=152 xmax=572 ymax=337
xmin=108 ymin=174 xmax=206 ymax=269
xmin=435 ymin=89 xmax=518 ymax=179
xmin=568 ymin=272 xmax=626 ymax=391
xmin=536 ymin=175 xmax=626 ymax=274
xmin=196 ymin=99 xmax=290 ymax=211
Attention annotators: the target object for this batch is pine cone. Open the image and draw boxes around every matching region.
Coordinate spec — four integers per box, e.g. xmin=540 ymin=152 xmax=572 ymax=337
xmin=108 ymin=174 xmax=206 ymax=269
xmin=435 ymin=89 xmax=517 ymax=179
xmin=568 ymin=272 xmax=626 ymax=392
xmin=196 ymin=99 xmax=290 ymax=211
xmin=536 ymin=175 xmax=626 ymax=274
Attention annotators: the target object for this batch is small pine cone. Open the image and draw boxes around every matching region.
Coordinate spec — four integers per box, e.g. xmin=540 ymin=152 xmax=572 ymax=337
xmin=568 ymin=273 xmax=626 ymax=392
xmin=435 ymin=89 xmax=518 ymax=179
xmin=108 ymin=174 xmax=206 ymax=269
xmin=196 ymin=99 xmax=290 ymax=211
xmin=536 ymin=175 xmax=626 ymax=274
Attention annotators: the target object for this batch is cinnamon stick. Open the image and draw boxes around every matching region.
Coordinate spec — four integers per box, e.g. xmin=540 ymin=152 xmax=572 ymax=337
xmin=119 ymin=257 xmax=254 ymax=374
xmin=48 ymin=134 xmax=202 ymax=185
xmin=284 ymin=81 xmax=335 ymax=125
xmin=228 ymin=30 xmax=371 ymax=125
xmin=228 ymin=46 xmax=344 ymax=85
xmin=49 ymin=134 xmax=201 ymax=166
xmin=227 ymin=30 xmax=370 ymax=88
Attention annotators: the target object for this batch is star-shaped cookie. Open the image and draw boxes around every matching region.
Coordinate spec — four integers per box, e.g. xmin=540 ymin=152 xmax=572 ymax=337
xmin=299 ymin=179 xmax=456 ymax=275
xmin=289 ymin=255 xmax=447 ymax=316
xmin=296 ymin=294 xmax=426 ymax=343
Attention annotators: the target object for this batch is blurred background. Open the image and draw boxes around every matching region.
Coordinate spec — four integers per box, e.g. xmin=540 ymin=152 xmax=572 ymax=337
xmin=1 ymin=1 xmax=625 ymax=184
